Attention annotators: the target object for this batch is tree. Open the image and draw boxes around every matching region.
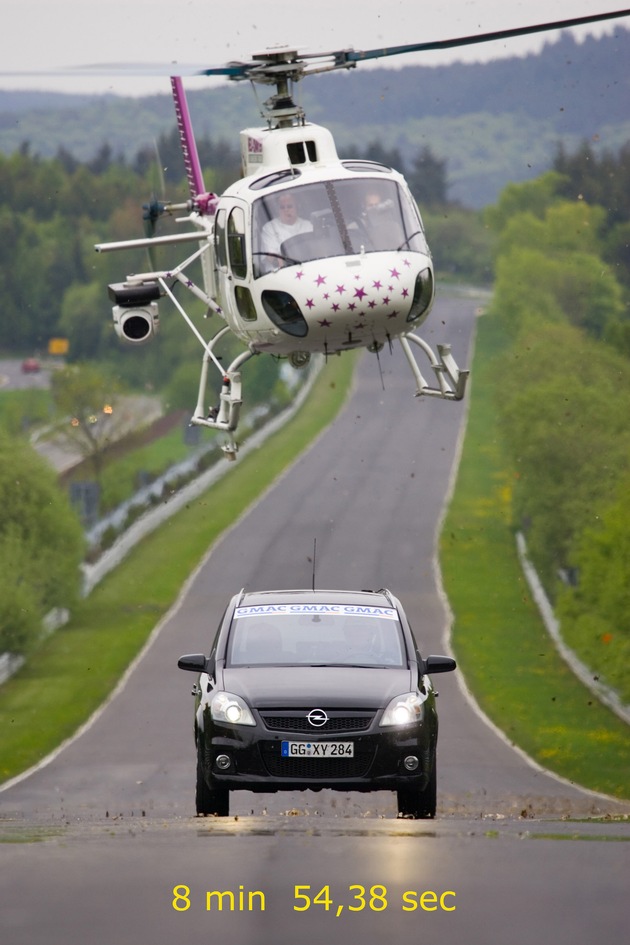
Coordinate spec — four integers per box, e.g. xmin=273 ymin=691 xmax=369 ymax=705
xmin=59 ymin=281 xmax=116 ymax=362
xmin=363 ymin=140 xmax=406 ymax=173
xmin=406 ymin=146 xmax=449 ymax=208
xmin=495 ymin=322 xmax=630 ymax=584
xmin=557 ymin=476 xmax=630 ymax=700
xmin=0 ymin=432 xmax=84 ymax=654
xmin=423 ymin=207 xmax=494 ymax=283
xmin=563 ymin=481 xmax=630 ymax=637
xmin=488 ymin=199 xmax=625 ymax=339
xmin=50 ymin=364 xmax=126 ymax=482
xmin=484 ymin=171 xmax=566 ymax=235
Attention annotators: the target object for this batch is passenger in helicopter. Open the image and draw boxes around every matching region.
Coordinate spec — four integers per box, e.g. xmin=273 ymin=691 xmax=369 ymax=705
xmin=363 ymin=191 xmax=383 ymax=212
xmin=345 ymin=190 xmax=384 ymax=251
xmin=261 ymin=193 xmax=313 ymax=260
xmin=357 ymin=188 xmax=405 ymax=251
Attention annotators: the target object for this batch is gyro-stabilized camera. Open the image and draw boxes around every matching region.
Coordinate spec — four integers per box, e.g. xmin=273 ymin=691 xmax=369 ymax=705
xmin=108 ymin=282 xmax=160 ymax=344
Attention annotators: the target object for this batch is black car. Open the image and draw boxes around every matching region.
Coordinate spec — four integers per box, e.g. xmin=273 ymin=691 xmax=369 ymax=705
xmin=178 ymin=588 xmax=456 ymax=818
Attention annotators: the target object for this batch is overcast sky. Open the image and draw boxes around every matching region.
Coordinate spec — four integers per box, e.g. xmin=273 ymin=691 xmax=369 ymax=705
xmin=1 ymin=1 xmax=629 ymax=95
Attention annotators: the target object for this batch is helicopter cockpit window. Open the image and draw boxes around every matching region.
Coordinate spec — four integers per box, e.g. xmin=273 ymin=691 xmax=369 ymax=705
xmin=252 ymin=178 xmax=428 ymax=278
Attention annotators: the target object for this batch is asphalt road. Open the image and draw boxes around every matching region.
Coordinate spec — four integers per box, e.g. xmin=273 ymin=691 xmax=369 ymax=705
xmin=2 ymin=295 xmax=629 ymax=945
xmin=0 ymin=358 xmax=52 ymax=392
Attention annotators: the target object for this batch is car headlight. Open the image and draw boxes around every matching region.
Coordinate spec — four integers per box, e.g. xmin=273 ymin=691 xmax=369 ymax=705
xmin=380 ymin=691 xmax=427 ymax=727
xmin=210 ymin=691 xmax=256 ymax=726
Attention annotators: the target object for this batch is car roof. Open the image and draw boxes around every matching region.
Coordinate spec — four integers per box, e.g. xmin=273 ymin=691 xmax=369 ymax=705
xmin=236 ymin=588 xmax=397 ymax=609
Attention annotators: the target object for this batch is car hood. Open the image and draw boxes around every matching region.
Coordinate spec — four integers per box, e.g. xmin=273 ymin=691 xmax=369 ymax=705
xmin=220 ymin=666 xmax=414 ymax=709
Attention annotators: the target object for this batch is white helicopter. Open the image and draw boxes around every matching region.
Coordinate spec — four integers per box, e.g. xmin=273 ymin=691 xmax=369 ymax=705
xmin=95 ymin=9 xmax=630 ymax=458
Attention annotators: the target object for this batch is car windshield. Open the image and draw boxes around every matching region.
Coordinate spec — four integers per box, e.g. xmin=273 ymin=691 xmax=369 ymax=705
xmin=227 ymin=603 xmax=406 ymax=667
xmin=251 ymin=178 xmax=428 ymax=278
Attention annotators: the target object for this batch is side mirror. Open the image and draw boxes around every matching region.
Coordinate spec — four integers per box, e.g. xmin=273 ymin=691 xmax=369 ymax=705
xmin=423 ymin=655 xmax=456 ymax=675
xmin=177 ymin=653 xmax=210 ymax=673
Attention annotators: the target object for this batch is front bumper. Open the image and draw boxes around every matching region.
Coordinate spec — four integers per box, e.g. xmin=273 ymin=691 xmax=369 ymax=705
xmin=199 ymin=715 xmax=436 ymax=793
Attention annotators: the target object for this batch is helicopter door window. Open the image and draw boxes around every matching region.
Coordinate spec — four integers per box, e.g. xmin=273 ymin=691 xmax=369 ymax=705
xmin=235 ymin=286 xmax=257 ymax=321
xmin=215 ymin=209 xmax=228 ymax=269
xmin=227 ymin=207 xmax=248 ymax=279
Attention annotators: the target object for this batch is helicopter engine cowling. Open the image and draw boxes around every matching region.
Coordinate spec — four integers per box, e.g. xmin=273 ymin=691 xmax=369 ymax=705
xmin=109 ymin=282 xmax=160 ymax=344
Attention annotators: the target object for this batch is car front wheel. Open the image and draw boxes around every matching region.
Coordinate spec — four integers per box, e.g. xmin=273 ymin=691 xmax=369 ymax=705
xmin=196 ymin=750 xmax=229 ymax=817
xmin=397 ymin=762 xmax=437 ymax=819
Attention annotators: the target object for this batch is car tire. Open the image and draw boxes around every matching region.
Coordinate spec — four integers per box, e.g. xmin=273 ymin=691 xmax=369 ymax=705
xmin=397 ymin=762 xmax=437 ymax=819
xmin=196 ymin=751 xmax=230 ymax=817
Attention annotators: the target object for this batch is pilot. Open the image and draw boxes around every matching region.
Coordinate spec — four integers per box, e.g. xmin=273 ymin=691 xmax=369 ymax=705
xmin=261 ymin=193 xmax=313 ymax=259
xmin=346 ymin=191 xmax=384 ymax=252
xmin=363 ymin=191 xmax=382 ymax=212
xmin=359 ymin=189 xmax=401 ymax=250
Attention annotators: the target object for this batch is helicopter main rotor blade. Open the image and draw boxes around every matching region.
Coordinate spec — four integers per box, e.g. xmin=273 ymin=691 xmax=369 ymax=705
xmin=332 ymin=8 xmax=630 ymax=67
xmin=2 ymin=9 xmax=627 ymax=83
xmin=195 ymin=8 xmax=630 ymax=80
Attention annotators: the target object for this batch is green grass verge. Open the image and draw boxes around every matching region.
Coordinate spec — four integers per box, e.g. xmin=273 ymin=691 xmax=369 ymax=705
xmin=0 ymin=355 xmax=356 ymax=784
xmin=440 ymin=313 xmax=630 ymax=800
xmin=0 ymin=388 xmax=51 ymax=436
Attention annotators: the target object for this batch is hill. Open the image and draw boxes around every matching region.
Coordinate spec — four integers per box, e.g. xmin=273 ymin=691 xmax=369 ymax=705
xmin=0 ymin=27 xmax=628 ymax=207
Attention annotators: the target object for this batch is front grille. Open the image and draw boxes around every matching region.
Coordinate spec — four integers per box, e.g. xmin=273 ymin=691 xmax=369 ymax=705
xmin=260 ymin=743 xmax=375 ymax=779
xmin=259 ymin=710 xmax=375 ymax=734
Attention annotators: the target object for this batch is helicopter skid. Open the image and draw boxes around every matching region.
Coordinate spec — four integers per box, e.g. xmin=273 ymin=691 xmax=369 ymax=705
xmin=190 ymin=411 xmax=240 ymax=460
xmin=189 ymin=341 xmax=259 ymax=458
xmin=399 ymin=334 xmax=469 ymax=401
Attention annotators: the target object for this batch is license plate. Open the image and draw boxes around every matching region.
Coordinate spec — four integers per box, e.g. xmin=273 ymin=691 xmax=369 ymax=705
xmin=281 ymin=741 xmax=354 ymax=758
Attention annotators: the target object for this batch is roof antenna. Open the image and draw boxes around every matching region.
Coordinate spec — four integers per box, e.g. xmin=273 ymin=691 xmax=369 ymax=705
xmin=312 ymin=538 xmax=317 ymax=591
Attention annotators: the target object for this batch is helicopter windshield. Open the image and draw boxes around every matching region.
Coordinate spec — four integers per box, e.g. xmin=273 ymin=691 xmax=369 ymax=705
xmin=252 ymin=178 xmax=428 ymax=278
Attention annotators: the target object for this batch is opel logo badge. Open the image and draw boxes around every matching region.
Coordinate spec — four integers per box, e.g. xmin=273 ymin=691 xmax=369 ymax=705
xmin=307 ymin=708 xmax=329 ymax=727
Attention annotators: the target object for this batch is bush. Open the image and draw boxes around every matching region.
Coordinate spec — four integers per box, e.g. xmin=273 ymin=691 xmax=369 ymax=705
xmin=0 ymin=432 xmax=84 ymax=654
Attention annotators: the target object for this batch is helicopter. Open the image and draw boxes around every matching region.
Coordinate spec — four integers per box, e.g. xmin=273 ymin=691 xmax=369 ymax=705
xmin=95 ymin=8 xmax=630 ymax=459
